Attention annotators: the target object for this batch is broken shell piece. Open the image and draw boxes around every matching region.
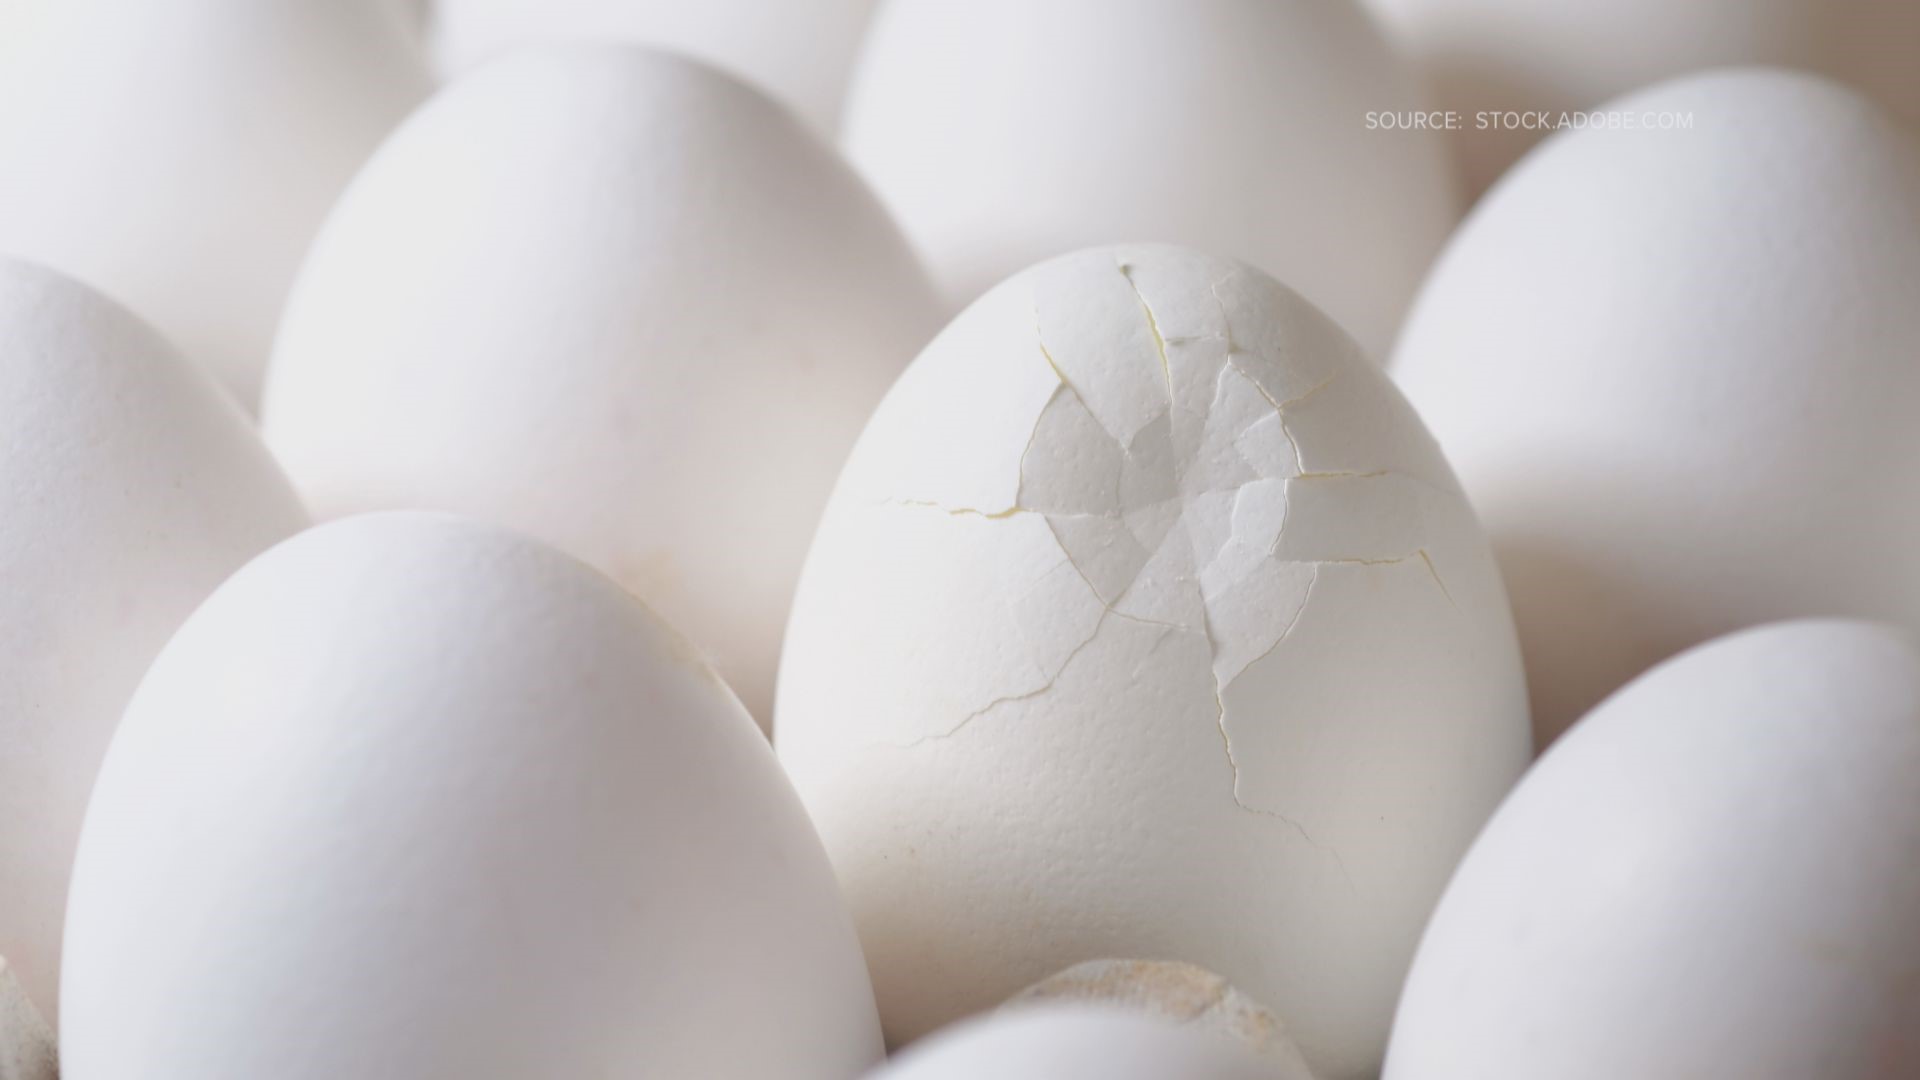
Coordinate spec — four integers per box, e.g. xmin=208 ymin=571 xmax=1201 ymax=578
xmin=0 ymin=958 xmax=55 ymax=1080
xmin=1006 ymin=960 xmax=1315 ymax=1080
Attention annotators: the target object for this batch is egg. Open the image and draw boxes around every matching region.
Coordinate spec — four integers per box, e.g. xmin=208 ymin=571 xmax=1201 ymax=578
xmin=0 ymin=958 xmax=55 ymax=1080
xmin=261 ymin=45 xmax=941 ymax=725
xmin=0 ymin=0 xmax=432 ymax=409
xmin=1389 ymin=69 xmax=1920 ymax=746
xmin=0 ymin=0 xmax=55 ymax=68
xmin=58 ymin=512 xmax=882 ymax=1079
xmin=1365 ymin=0 xmax=1920 ymax=196
xmin=427 ymin=0 xmax=879 ymax=132
xmin=0 ymin=257 xmax=305 ymax=1022
xmin=1386 ymin=619 xmax=1920 ymax=1078
xmin=776 ymin=244 xmax=1530 ymax=1078
xmin=839 ymin=0 xmax=1458 ymax=359
xmin=871 ymin=1007 xmax=1276 ymax=1080
xmin=1007 ymin=960 xmax=1317 ymax=1078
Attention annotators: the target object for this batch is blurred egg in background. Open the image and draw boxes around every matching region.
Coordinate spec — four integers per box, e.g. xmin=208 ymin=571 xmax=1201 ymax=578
xmin=1365 ymin=0 xmax=1920 ymax=198
xmin=1391 ymin=69 xmax=1920 ymax=746
xmin=0 ymin=0 xmax=433 ymax=409
xmin=840 ymin=0 xmax=1460 ymax=360
xmin=427 ymin=0 xmax=880 ymax=131
xmin=263 ymin=45 xmax=940 ymax=727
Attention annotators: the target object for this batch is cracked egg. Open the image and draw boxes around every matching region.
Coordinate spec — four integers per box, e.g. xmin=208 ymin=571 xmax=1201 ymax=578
xmin=776 ymin=244 xmax=1531 ymax=1080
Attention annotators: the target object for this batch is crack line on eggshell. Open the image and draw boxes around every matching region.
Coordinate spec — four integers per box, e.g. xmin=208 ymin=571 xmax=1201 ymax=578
xmin=1311 ymin=550 xmax=1457 ymax=607
xmin=1035 ymin=304 xmax=1074 ymax=391
xmin=1119 ymin=259 xmax=1174 ymax=398
xmin=1293 ymin=469 xmax=1389 ymax=481
xmin=874 ymin=267 xmax=1462 ymax=887
xmin=1200 ymin=565 xmax=1358 ymax=870
xmin=1419 ymin=550 xmax=1456 ymax=606
xmin=1272 ymin=373 xmax=1337 ymax=479
xmin=878 ymin=498 xmax=1036 ymax=519
xmin=889 ymin=609 xmax=1114 ymax=749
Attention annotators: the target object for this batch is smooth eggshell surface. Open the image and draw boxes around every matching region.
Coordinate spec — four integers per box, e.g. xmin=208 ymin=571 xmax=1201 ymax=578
xmin=776 ymin=245 xmax=1530 ymax=1079
xmin=1389 ymin=69 xmax=1920 ymax=746
xmin=840 ymin=0 xmax=1459 ymax=359
xmin=1385 ymin=619 xmax=1920 ymax=1079
xmin=58 ymin=512 xmax=882 ymax=1080
xmin=0 ymin=257 xmax=306 ymax=1022
xmin=262 ymin=45 xmax=941 ymax=725
xmin=0 ymin=0 xmax=432 ymax=408
xmin=0 ymin=1 xmax=55 ymax=68
xmin=1365 ymin=0 xmax=1920 ymax=196
xmin=428 ymin=0 xmax=880 ymax=132
xmin=870 ymin=1007 xmax=1275 ymax=1080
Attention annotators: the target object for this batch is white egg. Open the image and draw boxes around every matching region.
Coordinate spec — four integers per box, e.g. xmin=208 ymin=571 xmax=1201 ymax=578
xmin=840 ymin=0 xmax=1458 ymax=359
xmin=262 ymin=45 xmax=940 ymax=725
xmin=58 ymin=512 xmax=882 ymax=1079
xmin=776 ymin=244 xmax=1530 ymax=1079
xmin=872 ymin=1007 xmax=1275 ymax=1080
xmin=1007 ymin=960 xmax=1317 ymax=1079
xmin=0 ymin=0 xmax=55 ymax=68
xmin=0 ymin=257 xmax=306 ymax=1023
xmin=1386 ymin=619 xmax=1920 ymax=1079
xmin=1389 ymin=69 xmax=1920 ymax=746
xmin=1365 ymin=0 xmax=1920 ymax=196
xmin=427 ymin=0 xmax=879 ymax=133
xmin=0 ymin=958 xmax=55 ymax=1080
xmin=0 ymin=0 xmax=432 ymax=409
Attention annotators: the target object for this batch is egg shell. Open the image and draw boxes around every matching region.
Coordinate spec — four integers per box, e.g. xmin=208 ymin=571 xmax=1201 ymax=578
xmin=0 ymin=0 xmax=432 ymax=409
xmin=0 ymin=1 xmax=55 ymax=68
xmin=839 ymin=0 xmax=1458 ymax=359
xmin=871 ymin=1007 xmax=1275 ymax=1080
xmin=427 ymin=0 xmax=879 ymax=132
xmin=1365 ymin=0 xmax=1920 ymax=196
xmin=58 ymin=512 xmax=882 ymax=1079
xmin=0 ymin=257 xmax=306 ymax=1022
xmin=1389 ymin=69 xmax=1920 ymax=747
xmin=1386 ymin=619 xmax=1920 ymax=1078
xmin=776 ymin=244 xmax=1530 ymax=1079
xmin=0 ymin=958 xmax=56 ymax=1080
xmin=262 ymin=45 xmax=941 ymax=726
xmin=1007 ymin=960 xmax=1316 ymax=1079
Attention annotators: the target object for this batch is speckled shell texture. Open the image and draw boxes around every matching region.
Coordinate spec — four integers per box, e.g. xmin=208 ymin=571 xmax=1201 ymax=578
xmin=0 ymin=257 xmax=305 ymax=1024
